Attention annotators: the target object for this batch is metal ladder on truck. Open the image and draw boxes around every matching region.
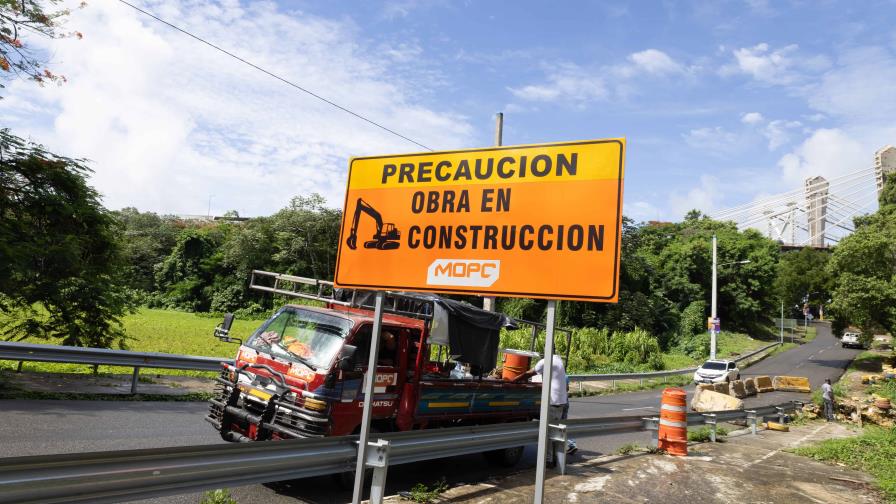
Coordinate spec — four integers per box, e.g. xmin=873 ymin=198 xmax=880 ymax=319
xmin=247 ymin=269 xmax=573 ymax=363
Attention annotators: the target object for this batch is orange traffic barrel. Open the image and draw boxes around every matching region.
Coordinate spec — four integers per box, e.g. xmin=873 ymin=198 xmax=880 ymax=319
xmin=658 ymin=387 xmax=688 ymax=456
xmin=501 ymin=349 xmax=538 ymax=380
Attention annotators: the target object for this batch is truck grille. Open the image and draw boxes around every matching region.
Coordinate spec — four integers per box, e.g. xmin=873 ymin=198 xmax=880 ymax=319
xmin=272 ymin=403 xmax=328 ymax=438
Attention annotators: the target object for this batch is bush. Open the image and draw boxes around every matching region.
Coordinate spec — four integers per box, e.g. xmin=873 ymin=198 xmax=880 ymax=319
xmin=688 ymin=425 xmax=728 ymax=442
xmin=792 ymin=427 xmax=896 ymax=503
xmin=678 ymin=300 xmax=706 ymax=344
xmin=201 ymin=489 xmax=237 ymax=504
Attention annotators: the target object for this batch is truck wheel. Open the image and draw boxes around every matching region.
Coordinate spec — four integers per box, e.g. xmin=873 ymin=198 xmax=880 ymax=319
xmin=484 ymin=446 xmax=524 ymax=467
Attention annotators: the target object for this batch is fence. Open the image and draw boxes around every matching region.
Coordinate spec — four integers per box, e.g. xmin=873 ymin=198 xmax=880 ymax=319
xmin=0 ymin=340 xmax=784 ymax=395
xmin=0 ymin=400 xmax=804 ymax=504
xmin=0 ymin=341 xmax=232 ymax=393
xmin=568 ymin=341 xmax=782 ymax=390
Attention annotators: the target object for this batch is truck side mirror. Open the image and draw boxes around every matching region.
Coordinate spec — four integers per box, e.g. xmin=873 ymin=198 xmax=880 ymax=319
xmin=214 ymin=313 xmax=241 ymax=344
xmin=339 ymin=344 xmax=358 ymax=371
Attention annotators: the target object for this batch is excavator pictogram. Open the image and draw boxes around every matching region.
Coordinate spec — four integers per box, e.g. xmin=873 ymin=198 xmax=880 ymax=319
xmin=345 ymin=198 xmax=401 ymax=250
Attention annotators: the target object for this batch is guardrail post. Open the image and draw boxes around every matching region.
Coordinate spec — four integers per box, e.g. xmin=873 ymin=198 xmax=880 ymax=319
xmin=130 ymin=367 xmax=140 ymax=394
xmin=639 ymin=378 xmax=643 ymax=386
xmin=578 ymin=381 xmax=584 ymax=395
xmin=702 ymin=413 xmax=717 ymax=442
xmin=16 ymin=360 xmax=24 ymax=373
xmin=775 ymin=406 xmax=785 ymax=424
xmin=746 ymin=410 xmax=757 ymax=435
xmin=548 ymin=423 xmax=568 ymax=475
xmin=643 ymin=417 xmax=659 ymax=449
xmin=612 ymin=379 xmax=616 ymax=390
xmin=365 ymin=439 xmax=390 ymax=504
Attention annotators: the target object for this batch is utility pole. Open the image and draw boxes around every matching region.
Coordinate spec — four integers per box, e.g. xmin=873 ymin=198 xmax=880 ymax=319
xmin=710 ymin=234 xmax=718 ymax=359
xmin=780 ymin=301 xmax=784 ymax=345
xmin=483 ymin=112 xmax=503 ymax=313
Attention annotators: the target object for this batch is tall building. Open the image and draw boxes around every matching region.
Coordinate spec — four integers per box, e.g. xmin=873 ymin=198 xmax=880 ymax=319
xmin=805 ymin=176 xmax=829 ymax=247
xmin=876 ymin=145 xmax=896 ymax=194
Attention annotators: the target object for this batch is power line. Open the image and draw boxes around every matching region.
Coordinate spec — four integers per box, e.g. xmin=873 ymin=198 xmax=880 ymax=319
xmin=115 ymin=0 xmax=434 ymax=152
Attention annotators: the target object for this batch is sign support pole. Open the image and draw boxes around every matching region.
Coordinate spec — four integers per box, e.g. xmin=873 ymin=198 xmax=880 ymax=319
xmin=710 ymin=234 xmax=718 ymax=360
xmin=534 ymin=299 xmax=557 ymax=504
xmin=483 ymin=111 xmax=503 ymax=313
xmin=352 ymin=291 xmax=385 ymax=504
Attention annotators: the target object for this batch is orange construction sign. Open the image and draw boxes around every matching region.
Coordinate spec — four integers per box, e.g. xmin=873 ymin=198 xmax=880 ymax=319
xmin=334 ymin=139 xmax=625 ymax=302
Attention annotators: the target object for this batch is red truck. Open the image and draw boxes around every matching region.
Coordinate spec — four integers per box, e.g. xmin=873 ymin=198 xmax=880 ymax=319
xmin=206 ymin=271 xmax=544 ymax=467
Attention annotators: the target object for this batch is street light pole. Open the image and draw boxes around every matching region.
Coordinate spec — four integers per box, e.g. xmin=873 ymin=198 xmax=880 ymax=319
xmin=709 ymin=234 xmax=750 ymax=361
xmin=711 ymin=234 xmax=718 ymax=359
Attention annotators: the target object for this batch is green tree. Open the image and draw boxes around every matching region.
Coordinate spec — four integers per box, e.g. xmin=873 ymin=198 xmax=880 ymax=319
xmin=827 ymin=177 xmax=896 ymax=335
xmin=112 ymin=207 xmax=180 ymax=292
xmin=0 ymin=129 xmax=135 ymax=348
xmin=774 ymin=247 xmax=832 ymax=313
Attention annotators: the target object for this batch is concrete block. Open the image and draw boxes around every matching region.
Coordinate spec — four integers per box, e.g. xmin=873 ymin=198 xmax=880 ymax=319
xmin=691 ymin=390 xmax=744 ymax=412
xmin=743 ymin=378 xmax=758 ymax=397
xmin=729 ymin=380 xmax=747 ymax=399
xmin=773 ymin=376 xmax=811 ymax=393
xmin=755 ymin=375 xmax=774 ymax=393
xmin=712 ymin=383 xmax=729 ymax=395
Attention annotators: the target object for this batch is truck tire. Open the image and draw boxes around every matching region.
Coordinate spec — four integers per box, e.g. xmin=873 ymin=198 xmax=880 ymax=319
xmin=484 ymin=446 xmax=524 ymax=467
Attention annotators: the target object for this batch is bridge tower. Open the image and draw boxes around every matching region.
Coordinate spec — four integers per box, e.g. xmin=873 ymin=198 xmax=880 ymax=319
xmin=876 ymin=145 xmax=896 ymax=194
xmin=805 ymin=176 xmax=829 ymax=247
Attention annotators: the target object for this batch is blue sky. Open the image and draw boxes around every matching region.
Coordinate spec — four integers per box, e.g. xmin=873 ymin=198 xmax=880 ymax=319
xmin=3 ymin=0 xmax=895 ymax=221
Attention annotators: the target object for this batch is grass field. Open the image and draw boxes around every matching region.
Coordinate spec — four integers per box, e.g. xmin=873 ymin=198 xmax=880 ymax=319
xmin=792 ymin=427 xmax=896 ymax=503
xmin=0 ymin=309 xmax=267 ymax=376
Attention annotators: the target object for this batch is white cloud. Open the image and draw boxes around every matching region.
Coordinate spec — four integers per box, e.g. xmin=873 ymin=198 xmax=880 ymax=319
xmin=507 ymin=63 xmax=607 ymax=103
xmin=625 ymin=200 xmax=661 ymax=222
xmin=761 ymin=119 xmax=801 ymax=150
xmin=777 ymin=129 xmax=866 ymax=185
xmin=682 ymin=126 xmax=740 ymax=152
xmin=2 ymin=0 xmax=473 ymax=216
xmin=669 ymin=175 xmax=722 ymax=218
xmin=627 ymin=49 xmax=685 ymax=76
xmin=741 ymin=112 xmax=764 ymax=124
xmin=720 ymin=42 xmax=830 ymax=84
xmin=807 ymin=46 xmax=896 ymax=121
xmin=510 ymin=49 xmax=691 ymax=105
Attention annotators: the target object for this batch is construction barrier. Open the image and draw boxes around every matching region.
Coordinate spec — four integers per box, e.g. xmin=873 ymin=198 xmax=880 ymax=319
xmin=658 ymin=387 xmax=688 ymax=456
xmin=764 ymin=421 xmax=789 ymax=432
xmin=729 ymin=380 xmax=747 ymax=399
xmin=691 ymin=389 xmax=744 ymax=412
xmin=755 ymin=375 xmax=774 ymax=393
xmin=743 ymin=378 xmax=758 ymax=397
xmin=772 ymin=376 xmax=811 ymax=393
xmin=712 ymin=382 xmax=730 ymax=395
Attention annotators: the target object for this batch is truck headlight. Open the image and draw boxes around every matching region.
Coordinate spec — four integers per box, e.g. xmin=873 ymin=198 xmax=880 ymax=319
xmin=304 ymin=397 xmax=327 ymax=412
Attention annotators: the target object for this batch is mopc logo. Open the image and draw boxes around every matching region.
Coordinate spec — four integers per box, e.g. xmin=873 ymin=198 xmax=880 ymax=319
xmin=426 ymin=259 xmax=500 ymax=287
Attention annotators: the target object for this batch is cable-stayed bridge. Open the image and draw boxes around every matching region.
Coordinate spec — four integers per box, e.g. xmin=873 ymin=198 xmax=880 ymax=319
xmin=710 ymin=146 xmax=895 ymax=248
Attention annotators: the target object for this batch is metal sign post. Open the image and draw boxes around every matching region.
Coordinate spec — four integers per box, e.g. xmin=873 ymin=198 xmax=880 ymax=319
xmin=534 ymin=300 xmax=557 ymax=504
xmin=352 ymin=291 xmax=386 ymax=504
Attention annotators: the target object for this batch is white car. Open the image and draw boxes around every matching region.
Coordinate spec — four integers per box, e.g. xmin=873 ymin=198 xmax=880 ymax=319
xmin=841 ymin=332 xmax=866 ymax=349
xmin=693 ymin=359 xmax=740 ymax=384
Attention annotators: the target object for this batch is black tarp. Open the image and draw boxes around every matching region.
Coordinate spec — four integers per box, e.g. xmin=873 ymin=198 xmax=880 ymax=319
xmin=436 ymin=298 xmax=513 ymax=372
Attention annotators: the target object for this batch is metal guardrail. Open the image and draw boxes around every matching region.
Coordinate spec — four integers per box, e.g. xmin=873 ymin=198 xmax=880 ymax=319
xmin=0 ymin=341 xmax=232 ymax=394
xmin=568 ymin=342 xmax=782 ymax=384
xmin=0 ymin=339 xmax=783 ymax=394
xmin=0 ymin=400 xmax=804 ymax=504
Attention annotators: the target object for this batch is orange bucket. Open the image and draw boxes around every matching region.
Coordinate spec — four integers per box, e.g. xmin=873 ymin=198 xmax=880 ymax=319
xmin=658 ymin=387 xmax=688 ymax=456
xmin=501 ymin=349 xmax=537 ymax=380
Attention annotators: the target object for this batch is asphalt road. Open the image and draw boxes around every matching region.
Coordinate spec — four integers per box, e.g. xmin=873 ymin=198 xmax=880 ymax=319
xmin=0 ymin=322 xmax=859 ymax=503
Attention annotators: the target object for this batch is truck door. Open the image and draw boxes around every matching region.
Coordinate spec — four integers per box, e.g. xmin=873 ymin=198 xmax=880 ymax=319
xmin=348 ymin=323 xmax=401 ymax=414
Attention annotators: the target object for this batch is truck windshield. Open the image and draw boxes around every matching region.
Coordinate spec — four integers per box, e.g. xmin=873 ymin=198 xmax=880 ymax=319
xmin=701 ymin=362 xmax=727 ymax=370
xmin=248 ymin=308 xmax=353 ymax=370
